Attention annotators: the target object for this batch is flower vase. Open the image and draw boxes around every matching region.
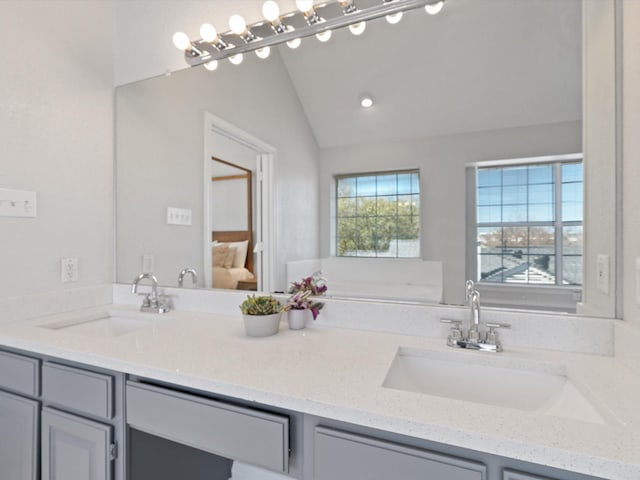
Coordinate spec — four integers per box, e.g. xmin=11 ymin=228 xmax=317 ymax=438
xmin=287 ymin=309 xmax=311 ymax=330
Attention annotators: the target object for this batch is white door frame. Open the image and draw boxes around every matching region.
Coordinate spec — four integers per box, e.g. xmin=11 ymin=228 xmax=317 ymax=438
xmin=203 ymin=112 xmax=276 ymax=293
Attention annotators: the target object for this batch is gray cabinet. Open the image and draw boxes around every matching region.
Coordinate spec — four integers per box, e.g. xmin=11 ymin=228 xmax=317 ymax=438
xmin=314 ymin=427 xmax=487 ymax=480
xmin=0 ymin=390 xmax=39 ymax=480
xmin=41 ymin=407 xmax=113 ymax=480
xmin=504 ymin=470 xmax=556 ymax=480
xmin=126 ymin=381 xmax=289 ymax=474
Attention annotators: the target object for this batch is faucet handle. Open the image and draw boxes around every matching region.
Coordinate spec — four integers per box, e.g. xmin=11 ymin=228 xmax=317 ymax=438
xmin=485 ymin=322 xmax=511 ymax=347
xmin=441 ymin=319 xmax=463 ymax=342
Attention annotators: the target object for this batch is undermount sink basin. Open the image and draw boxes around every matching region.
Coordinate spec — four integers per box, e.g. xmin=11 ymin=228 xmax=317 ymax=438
xmin=383 ymin=347 xmax=609 ymax=424
xmin=38 ymin=309 xmax=169 ymax=337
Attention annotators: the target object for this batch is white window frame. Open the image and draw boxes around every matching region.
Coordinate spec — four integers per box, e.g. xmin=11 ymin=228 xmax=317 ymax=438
xmin=466 ymin=153 xmax=583 ymax=312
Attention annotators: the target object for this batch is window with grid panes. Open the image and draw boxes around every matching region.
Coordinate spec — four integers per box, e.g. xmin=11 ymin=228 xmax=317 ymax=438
xmin=475 ymin=159 xmax=582 ymax=286
xmin=336 ymin=171 xmax=420 ymax=258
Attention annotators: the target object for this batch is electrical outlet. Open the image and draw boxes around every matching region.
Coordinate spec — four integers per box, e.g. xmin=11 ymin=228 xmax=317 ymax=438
xmin=142 ymin=254 xmax=155 ymax=273
xmin=596 ymin=254 xmax=610 ymax=295
xmin=61 ymin=258 xmax=78 ymax=283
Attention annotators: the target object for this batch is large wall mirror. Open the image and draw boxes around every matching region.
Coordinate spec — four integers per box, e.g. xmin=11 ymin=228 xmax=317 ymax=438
xmin=116 ymin=0 xmax=619 ymax=317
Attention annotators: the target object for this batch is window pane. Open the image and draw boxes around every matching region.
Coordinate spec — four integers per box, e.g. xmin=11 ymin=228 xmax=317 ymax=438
xmin=357 ymin=197 xmax=377 ymax=216
xmin=478 ymin=227 xmax=502 ymax=251
xmin=502 ymin=226 xmax=529 ymax=248
xmin=478 ymin=169 xmax=501 ymax=187
xmin=562 ymin=162 xmax=583 ymax=182
xmin=479 ymin=254 xmax=504 ymax=282
xmin=338 ymin=197 xmax=356 ymax=217
xmin=562 ymin=202 xmax=582 ymax=222
xmin=377 ymin=195 xmax=397 ymax=216
xmin=356 ymin=176 xmax=376 ymax=196
xmin=503 ymin=186 xmax=527 ymax=205
xmin=356 ymin=216 xmax=377 ymax=254
xmin=377 ymin=174 xmax=397 ymax=195
xmin=562 ymin=226 xmax=583 ymax=285
xmin=478 ymin=205 xmax=501 ymax=223
xmin=527 ymin=254 xmax=555 ymax=284
xmin=562 ymin=182 xmax=582 ymax=203
xmin=503 ymin=205 xmax=527 ymax=222
xmin=337 ymin=218 xmax=357 ymax=256
xmin=410 ymin=173 xmax=420 ymax=194
xmin=478 ymin=186 xmax=501 ymax=206
xmin=528 ymin=184 xmax=553 ymax=204
xmin=410 ymin=194 xmax=420 ymax=216
xmin=397 ymin=173 xmax=414 ymax=195
xmin=502 ymin=167 xmax=527 ymax=186
xmin=337 ymin=177 xmax=356 ymax=197
xmin=528 ymin=165 xmax=553 ymax=184
xmin=528 ymin=203 xmax=554 ymax=222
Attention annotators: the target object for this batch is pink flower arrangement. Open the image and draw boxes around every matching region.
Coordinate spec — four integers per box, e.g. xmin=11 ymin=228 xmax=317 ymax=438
xmin=286 ymin=273 xmax=327 ymax=320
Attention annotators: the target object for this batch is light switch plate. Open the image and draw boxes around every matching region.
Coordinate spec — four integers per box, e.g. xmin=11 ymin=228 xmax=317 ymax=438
xmin=596 ymin=254 xmax=610 ymax=295
xmin=167 ymin=207 xmax=192 ymax=226
xmin=0 ymin=188 xmax=37 ymax=218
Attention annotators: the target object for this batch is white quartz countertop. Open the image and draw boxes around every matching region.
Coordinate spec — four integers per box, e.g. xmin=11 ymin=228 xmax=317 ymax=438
xmin=1 ymin=305 xmax=639 ymax=479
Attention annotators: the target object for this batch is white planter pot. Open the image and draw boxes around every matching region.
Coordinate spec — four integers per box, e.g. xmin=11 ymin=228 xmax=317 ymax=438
xmin=242 ymin=312 xmax=282 ymax=337
xmin=287 ymin=309 xmax=311 ymax=330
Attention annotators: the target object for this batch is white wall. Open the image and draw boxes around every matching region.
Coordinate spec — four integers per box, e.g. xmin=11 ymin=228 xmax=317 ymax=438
xmin=0 ymin=1 xmax=114 ymax=298
xmin=319 ymin=121 xmax=581 ymax=305
xmin=622 ymin=0 xmax=640 ymax=327
xmin=116 ymin=52 xmax=319 ymax=291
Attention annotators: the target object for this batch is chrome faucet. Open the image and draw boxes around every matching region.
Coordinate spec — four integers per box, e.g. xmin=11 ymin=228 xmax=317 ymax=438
xmin=131 ymin=273 xmax=170 ymax=313
xmin=468 ymin=289 xmax=481 ymax=343
xmin=178 ymin=268 xmax=198 ymax=288
xmin=465 ymin=279 xmax=475 ymax=305
xmin=441 ymin=281 xmax=510 ymax=352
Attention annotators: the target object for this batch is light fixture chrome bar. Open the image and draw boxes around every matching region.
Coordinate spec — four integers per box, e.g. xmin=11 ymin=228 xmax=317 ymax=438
xmin=183 ymin=0 xmax=438 ymax=67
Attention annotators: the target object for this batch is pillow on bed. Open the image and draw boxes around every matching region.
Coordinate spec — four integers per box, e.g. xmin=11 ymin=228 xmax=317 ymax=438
xmin=223 ymin=247 xmax=237 ymax=269
xmin=212 ymin=244 xmax=229 ymax=267
xmin=227 ymin=240 xmax=249 ymax=268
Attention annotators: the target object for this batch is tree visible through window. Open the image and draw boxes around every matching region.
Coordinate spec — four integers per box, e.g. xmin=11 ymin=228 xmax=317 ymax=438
xmin=475 ymin=159 xmax=582 ymax=285
xmin=336 ymin=171 xmax=420 ymax=257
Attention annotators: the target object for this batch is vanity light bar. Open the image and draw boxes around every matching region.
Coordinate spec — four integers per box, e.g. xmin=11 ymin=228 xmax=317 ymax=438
xmin=174 ymin=0 xmax=445 ymax=69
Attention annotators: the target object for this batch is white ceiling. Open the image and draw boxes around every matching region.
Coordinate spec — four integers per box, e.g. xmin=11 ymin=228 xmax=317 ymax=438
xmin=277 ymin=0 xmax=582 ymax=148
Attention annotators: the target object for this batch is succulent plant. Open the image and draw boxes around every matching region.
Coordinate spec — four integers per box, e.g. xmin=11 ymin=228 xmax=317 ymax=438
xmin=239 ymin=295 xmax=283 ymax=316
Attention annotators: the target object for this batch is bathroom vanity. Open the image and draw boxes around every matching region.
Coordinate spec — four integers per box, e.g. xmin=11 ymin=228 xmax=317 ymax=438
xmin=0 ymin=300 xmax=638 ymax=480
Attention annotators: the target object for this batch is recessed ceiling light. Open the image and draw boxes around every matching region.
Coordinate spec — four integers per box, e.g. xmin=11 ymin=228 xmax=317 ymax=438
xmin=360 ymin=95 xmax=374 ymax=108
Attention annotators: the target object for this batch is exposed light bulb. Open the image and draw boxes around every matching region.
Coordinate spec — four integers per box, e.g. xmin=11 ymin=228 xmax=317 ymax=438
xmin=229 ymin=14 xmax=247 ymax=35
xmin=349 ymin=21 xmax=366 ymax=35
xmin=200 ymin=23 xmax=218 ymax=43
xmin=262 ymin=1 xmax=280 ymax=22
xmin=287 ymin=37 xmax=302 ymax=49
xmin=172 ymin=32 xmax=191 ymax=51
xmin=360 ymin=95 xmax=374 ymax=108
xmin=229 ymin=53 xmax=244 ymax=65
xmin=296 ymin=0 xmax=314 ymax=13
xmin=204 ymin=60 xmax=219 ymax=71
xmin=425 ymin=0 xmax=444 ymax=15
xmin=316 ymin=29 xmax=332 ymax=42
xmin=385 ymin=11 xmax=403 ymax=24
xmin=256 ymin=46 xmax=271 ymax=59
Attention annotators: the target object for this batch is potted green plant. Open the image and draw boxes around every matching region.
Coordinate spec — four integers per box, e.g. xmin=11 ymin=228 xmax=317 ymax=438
xmin=239 ymin=295 xmax=284 ymax=337
xmin=285 ymin=274 xmax=327 ymax=330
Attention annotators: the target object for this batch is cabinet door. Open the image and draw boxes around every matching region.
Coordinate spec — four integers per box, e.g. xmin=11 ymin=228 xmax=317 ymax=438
xmin=503 ymin=471 xmax=556 ymax=480
xmin=41 ymin=407 xmax=113 ymax=480
xmin=315 ymin=427 xmax=486 ymax=480
xmin=0 ymin=390 xmax=39 ymax=480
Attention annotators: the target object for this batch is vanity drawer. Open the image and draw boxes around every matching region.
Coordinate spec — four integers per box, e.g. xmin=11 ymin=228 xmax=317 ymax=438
xmin=42 ymin=362 xmax=114 ymax=419
xmin=126 ymin=381 xmax=289 ymax=473
xmin=0 ymin=350 xmax=40 ymax=396
xmin=314 ymin=427 xmax=487 ymax=480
